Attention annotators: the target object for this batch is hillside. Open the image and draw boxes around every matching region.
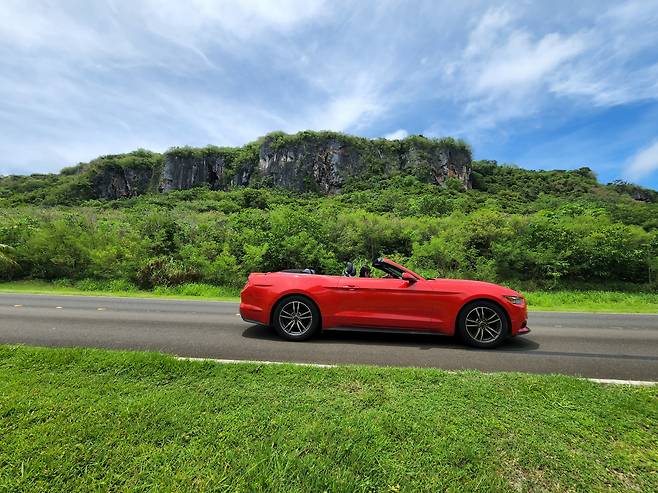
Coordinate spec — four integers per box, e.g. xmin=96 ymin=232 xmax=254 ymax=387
xmin=0 ymin=131 xmax=657 ymax=291
xmin=0 ymin=131 xmax=472 ymax=204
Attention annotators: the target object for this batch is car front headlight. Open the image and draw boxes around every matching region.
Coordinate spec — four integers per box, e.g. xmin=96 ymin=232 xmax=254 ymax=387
xmin=503 ymin=295 xmax=524 ymax=305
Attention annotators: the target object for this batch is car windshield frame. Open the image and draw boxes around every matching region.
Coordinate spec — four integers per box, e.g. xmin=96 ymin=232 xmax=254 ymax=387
xmin=371 ymin=258 xmax=424 ymax=280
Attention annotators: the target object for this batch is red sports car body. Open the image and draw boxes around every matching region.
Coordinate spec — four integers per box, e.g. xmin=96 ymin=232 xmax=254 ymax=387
xmin=240 ymin=258 xmax=530 ymax=348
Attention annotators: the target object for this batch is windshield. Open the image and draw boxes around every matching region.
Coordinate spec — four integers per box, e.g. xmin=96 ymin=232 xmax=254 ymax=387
xmin=371 ymin=258 xmax=423 ymax=280
xmin=372 ymin=261 xmax=405 ymax=279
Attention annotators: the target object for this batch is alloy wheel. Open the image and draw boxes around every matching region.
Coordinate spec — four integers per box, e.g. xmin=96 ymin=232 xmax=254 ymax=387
xmin=278 ymin=300 xmax=313 ymax=336
xmin=465 ymin=306 xmax=503 ymax=343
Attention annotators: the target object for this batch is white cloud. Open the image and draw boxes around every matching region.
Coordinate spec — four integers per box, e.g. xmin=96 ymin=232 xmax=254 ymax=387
xmin=446 ymin=1 xmax=658 ymax=132
xmin=316 ymin=93 xmax=383 ymax=131
xmin=453 ymin=6 xmax=590 ymax=128
xmin=474 ymin=31 xmax=586 ymax=93
xmin=138 ymin=0 xmax=328 ymax=63
xmin=550 ymin=63 xmax=658 ymax=107
xmin=626 ymin=140 xmax=658 ymax=180
xmin=143 ymin=0 xmax=326 ymax=36
xmin=301 ymin=74 xmax=388 ymax=132
xmin=0 ymin=0 xmax=328 ymax=71
xmin=1 ymin=0 xmax=658 ymax=187
xmin=464 ymin=7 xmax=514 ymax=59
xmin=384 ymin=129 xmax=408 ymax=140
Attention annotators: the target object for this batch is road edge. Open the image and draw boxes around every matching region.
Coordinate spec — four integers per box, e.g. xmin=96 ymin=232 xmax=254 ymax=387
xmin=176 ymin=357 xmax=658 ymax=386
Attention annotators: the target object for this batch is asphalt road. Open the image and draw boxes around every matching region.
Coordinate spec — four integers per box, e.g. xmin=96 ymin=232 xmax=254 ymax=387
xmin=1 ymin=293 xmax=657 ymax=380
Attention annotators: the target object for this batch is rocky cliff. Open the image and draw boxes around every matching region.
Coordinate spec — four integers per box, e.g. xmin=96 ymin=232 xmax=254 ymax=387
xmin=258 ymin=134 xmax=471 ymax=193
xmin=160 ymin=153 xmax=230 ymax=193
xmin=91 ymin=164 xmax=159 ymax=199
xmin=83 ymin=131 xmax=472 ymax=200
xmin=82 ymin=150 xmax=163 ymax=200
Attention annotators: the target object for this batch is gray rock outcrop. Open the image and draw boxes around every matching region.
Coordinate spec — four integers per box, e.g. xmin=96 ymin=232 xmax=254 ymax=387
xmin=85 ymin=131 xmax=473 ymax=199
xmin=161 ymin=154 xmax=228 ymax=192
xmin=253 ymin=132 xmax=471 ymax=193
xmin=91 ymin=165 xmax=157 ymax=200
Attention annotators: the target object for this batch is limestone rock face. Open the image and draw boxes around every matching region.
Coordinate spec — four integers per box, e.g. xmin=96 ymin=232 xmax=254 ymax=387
xmin=91 ymin=166 xmax=156 ymax=200
xmin=253 ymin=133 xmax=472 ymax=193
xmin=257 ymin=136 xmax=362 ymax=193
xmin=403 ymin=141 xmax=471 ymax=188
xmin=81 ymin=131 xmax=473 ymax=199
xmin=161 ymin=154 xmax=228 ymax=192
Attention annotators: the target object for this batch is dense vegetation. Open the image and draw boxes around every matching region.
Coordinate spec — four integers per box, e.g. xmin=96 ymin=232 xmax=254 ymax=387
xmin=0 ymin=131 xmax=472 ymax=203
xmin=1 ymin=148 xmax=657 ymax=292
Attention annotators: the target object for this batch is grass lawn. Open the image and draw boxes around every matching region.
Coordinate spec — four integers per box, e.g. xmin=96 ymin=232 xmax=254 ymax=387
xmin=0 ymin=280 xmax=240 ymax=302
xmin=1 ymin=345 xmax=656 ymax=492
xmin=1 ymin=280 xmax=657 ymax=314
xmin=524 ymin=290 xmax=658 ymax=314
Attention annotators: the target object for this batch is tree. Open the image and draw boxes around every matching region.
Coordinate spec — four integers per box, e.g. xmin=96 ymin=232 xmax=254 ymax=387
xmin=0 ymin=243 xmax=17 ymax=278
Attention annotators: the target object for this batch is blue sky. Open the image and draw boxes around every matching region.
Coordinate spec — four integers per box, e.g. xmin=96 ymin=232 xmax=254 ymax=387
xmin=1 ymin=0 xmax=658 ymax=189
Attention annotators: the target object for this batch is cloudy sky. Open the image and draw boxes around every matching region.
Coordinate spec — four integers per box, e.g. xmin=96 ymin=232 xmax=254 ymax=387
xmin=1 ymin=0 xmax=658 ymax=188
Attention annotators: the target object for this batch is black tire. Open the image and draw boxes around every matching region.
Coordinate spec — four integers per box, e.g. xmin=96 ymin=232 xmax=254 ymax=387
xmin=457 ymin=300 xmax=509 ymax=348
xmin=272 ymin=295 xmax=321 ymax=341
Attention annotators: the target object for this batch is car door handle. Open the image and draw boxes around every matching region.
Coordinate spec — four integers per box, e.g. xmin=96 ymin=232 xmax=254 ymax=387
xmin=342 ymin=285 xmax=357 ymax=290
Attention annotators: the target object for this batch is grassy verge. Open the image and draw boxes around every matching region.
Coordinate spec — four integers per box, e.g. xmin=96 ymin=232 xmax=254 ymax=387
xmin=525 ymin=290 xmax=658 ymax=313
xmin=1 ymin=345 xmax=657 ymax=492
xmin=0 ymin=280 xmax=240 ymax=302
xmin=0 ymin=280 xmax=657 ymax=313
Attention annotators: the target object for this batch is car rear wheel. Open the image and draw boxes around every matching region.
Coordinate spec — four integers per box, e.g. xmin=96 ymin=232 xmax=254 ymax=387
xmin=457 ymin=301 xmax=509 ymax=348
xmin=272 ymin=295 xmax=320 ymax=341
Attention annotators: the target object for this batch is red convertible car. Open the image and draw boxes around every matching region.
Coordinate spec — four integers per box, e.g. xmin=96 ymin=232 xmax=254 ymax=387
xmin=240 ymin=258 xmax=529 ymax=348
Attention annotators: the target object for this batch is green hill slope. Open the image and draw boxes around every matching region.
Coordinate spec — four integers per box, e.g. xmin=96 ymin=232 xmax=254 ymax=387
xmin=0 ymin=131 xmax=656 ymax=291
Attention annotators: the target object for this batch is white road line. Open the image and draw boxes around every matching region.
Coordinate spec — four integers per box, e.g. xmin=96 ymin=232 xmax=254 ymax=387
xmin=587 ymin=378 xmax=657 ymax=386
xmin=176 ymin=357 xmax=657 ymax=385
xmin=177 ymin=357 xmax=336 ymax=368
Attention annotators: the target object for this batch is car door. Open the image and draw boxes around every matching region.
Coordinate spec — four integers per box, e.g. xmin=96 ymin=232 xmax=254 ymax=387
xmin=333 ymin=276 xmax=437 ymax=330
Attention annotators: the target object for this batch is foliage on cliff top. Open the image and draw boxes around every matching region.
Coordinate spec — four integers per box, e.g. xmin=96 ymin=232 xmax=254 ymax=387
xmin=61 ymin=149 xmax=163 ymax=174
xmin=0 ymin=149 xmax=164 ymax=205
xmin=262 ymin=130 xmax=472 ymax=160
xmin=1 ymin=130 xmax=655 ymax=207
xmin=165 ymin=141 xmax=261 ymax=175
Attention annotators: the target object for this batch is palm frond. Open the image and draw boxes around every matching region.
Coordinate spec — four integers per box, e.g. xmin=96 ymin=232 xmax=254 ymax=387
xmin=0 ymin=243 xmax=17 ymax=267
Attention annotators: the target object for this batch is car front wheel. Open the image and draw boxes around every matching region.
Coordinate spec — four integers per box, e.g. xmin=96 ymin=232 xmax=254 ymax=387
xmin=272 ymin=295 xmax=320 ymax=341
xmin=457 ymin=301 xmax=509 ymax=348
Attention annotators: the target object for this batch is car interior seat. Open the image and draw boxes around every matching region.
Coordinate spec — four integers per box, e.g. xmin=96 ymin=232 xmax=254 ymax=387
xmin=343 ymin=261 xmax=356 ymax=277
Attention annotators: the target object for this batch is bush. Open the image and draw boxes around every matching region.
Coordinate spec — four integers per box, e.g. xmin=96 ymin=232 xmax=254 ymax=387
xmin=75 ymin=279 xmax=105 ymax=291
xmin=0 ymin=156 xmax=656 ymax=291
xmin=136 ymin=256 xmax=202 ymax=288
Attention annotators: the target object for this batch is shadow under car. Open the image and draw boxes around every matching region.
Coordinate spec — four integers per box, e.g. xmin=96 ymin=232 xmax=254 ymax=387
xmin=241 ymin=323 xmax=540 ymax=352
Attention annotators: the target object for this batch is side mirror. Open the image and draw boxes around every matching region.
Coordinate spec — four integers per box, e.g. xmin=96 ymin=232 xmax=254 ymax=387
xmin=401 ymin=272 xmax=417 ymax=284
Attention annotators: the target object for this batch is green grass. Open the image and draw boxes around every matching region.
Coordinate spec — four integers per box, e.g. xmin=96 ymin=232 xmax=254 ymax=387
xmin=0 ymin=345 xmax=656 ymax=492
xmin=525 ymin=290 xmax=658 ymax=313
xmin=0 ymin=280 xmax=657 ymax=313
xmin=0 ymin=280 xmax=241 ymax=302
